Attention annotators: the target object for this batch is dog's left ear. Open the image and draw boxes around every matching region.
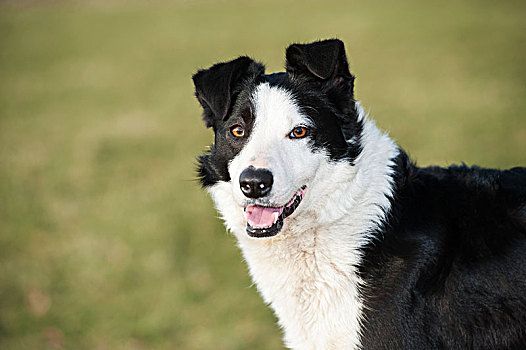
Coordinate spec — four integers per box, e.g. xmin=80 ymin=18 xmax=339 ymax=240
xmin=286 ymin=39 xmax=355 ymax=111
xmin=286 ymin=39 xmax=351 ymax=80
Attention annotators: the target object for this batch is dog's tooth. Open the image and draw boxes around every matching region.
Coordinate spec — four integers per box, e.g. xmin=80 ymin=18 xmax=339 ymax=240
xmin=273 ymin=211 xmax=280 ymax=223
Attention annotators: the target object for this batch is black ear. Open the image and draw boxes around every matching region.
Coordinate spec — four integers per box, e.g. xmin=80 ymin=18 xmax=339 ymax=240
xmin=286 ymin=39 xmax=355 ymax=113
xmin=286 ymin=39 xmax=352 ymax=81
xmin=193 ymin=56 xmax=265 ymax=128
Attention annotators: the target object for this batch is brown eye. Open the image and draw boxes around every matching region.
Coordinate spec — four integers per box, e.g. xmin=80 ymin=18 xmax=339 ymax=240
xmin=230 ymin=125 xmax=245 ymax=138
xmin=289 ymin=126 xmax=309 ymax=139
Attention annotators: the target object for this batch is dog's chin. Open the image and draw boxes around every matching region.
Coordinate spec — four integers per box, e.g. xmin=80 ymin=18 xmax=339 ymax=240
xmin=244 ymin=186 xmax=306 ymax=238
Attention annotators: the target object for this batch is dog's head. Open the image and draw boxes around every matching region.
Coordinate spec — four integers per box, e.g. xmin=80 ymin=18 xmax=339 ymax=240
xmin=194 ymin=39 xmax=363 ymax=238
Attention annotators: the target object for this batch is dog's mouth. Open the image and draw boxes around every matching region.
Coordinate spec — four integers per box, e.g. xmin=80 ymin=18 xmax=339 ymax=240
xmin=244 ymin=186 xmax=306 ymax=238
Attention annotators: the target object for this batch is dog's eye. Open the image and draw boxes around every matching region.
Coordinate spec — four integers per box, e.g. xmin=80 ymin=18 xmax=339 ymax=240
xmin=230 ymin=125 xmax=245 ymax=138
xmin=289 ymin=126 xmax=309 ymax=139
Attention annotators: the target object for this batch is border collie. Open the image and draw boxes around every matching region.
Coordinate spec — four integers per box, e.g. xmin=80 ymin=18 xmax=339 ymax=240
xmin=192 ymin=39 xmax=526 ymax=349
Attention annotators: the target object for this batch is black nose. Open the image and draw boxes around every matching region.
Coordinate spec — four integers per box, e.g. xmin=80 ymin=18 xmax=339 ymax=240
xmin=239 ymin=167 xmax=273 ymax=198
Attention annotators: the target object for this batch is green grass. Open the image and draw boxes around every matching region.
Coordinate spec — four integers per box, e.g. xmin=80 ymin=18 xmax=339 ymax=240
xmin=0 ymin=0 xmax=525 ymax=349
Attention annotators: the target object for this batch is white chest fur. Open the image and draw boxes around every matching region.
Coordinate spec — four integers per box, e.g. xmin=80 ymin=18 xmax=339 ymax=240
xmin=237 ymin=223 xmax=366 ymax=350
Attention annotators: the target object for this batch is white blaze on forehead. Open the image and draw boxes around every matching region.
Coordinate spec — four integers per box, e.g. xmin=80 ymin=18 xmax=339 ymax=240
xmin=246 ymin=82 xmax=312 ymax=171
xmin=251 ymin=83 xmax=308 ymax=135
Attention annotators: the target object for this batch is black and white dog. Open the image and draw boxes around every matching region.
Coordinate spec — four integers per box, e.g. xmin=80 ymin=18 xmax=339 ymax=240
xmin=192 ymin=39 xmax=526 ymax=349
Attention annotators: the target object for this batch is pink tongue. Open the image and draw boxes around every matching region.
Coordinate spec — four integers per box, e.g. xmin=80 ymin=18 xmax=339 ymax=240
xmin=246 ymin=205 xmax=283 ymax=228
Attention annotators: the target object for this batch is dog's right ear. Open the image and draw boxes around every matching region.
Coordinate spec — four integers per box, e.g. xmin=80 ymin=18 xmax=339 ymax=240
xmin=193 ymin=57 xmax=265 ymax=128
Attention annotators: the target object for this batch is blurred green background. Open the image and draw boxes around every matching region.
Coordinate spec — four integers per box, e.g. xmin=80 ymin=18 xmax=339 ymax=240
xmin=0 ymin=0 xmax=524 ymax=349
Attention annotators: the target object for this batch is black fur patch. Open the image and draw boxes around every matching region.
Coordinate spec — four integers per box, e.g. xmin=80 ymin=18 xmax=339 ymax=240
xmin=359 ymin=157 xmax=526 ymax=349
xmin=193 ymin=57 xmax=264 ymax=184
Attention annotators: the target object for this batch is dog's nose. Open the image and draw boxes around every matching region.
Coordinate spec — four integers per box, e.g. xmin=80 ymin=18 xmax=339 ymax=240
xmin=239 ymin=167 xmax=273 ymax=198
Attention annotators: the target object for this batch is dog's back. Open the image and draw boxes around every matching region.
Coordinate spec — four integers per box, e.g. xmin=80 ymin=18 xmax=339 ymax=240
xmin=360 ymin=158 xmax=526 ymax=349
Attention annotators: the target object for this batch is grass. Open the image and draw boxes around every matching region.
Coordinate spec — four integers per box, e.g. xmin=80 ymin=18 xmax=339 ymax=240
xmin=0 ymin=0 xmax=524 ymax=349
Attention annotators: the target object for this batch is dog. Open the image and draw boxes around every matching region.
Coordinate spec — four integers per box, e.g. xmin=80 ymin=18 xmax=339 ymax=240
xmin=192 ymin=39 xmax=526 ymax=349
